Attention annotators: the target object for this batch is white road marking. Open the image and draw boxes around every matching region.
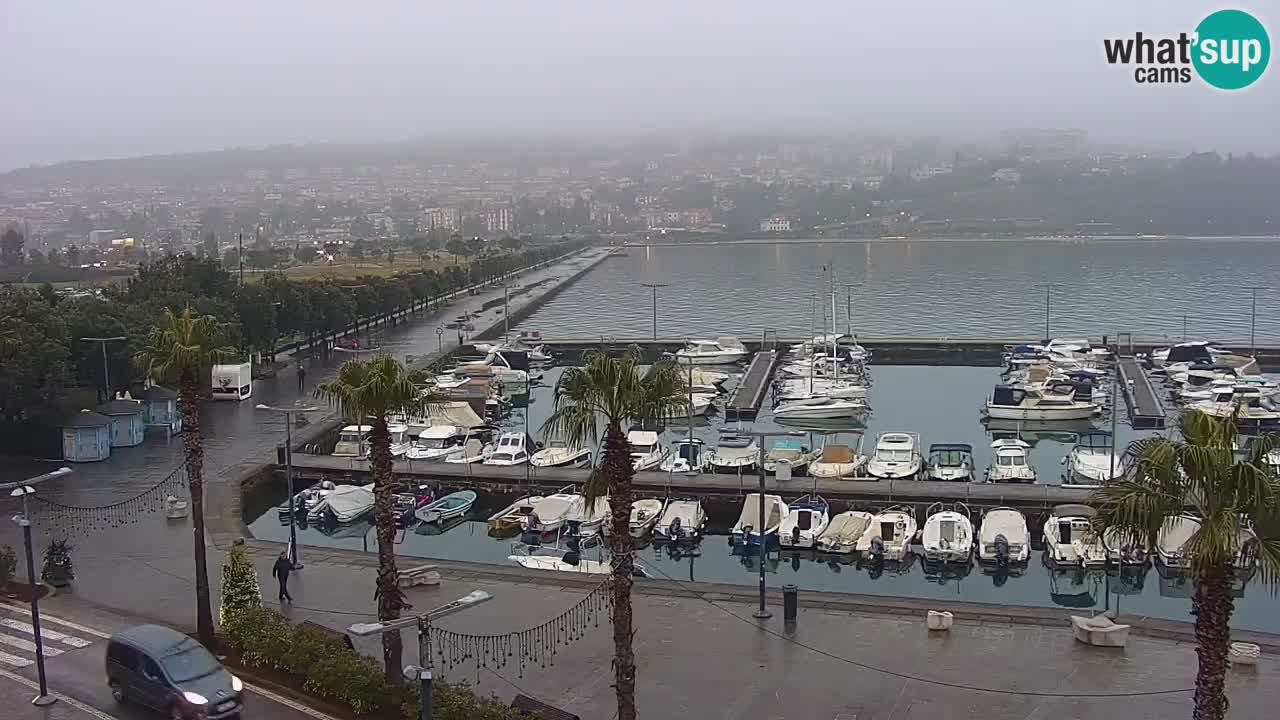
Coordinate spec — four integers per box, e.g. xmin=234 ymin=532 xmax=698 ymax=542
xmin=0 ymin=603 xmax=111 ymax=640
xmin=0 ymin=650 xmax=33 ymax=668
xmin=0 ymin=633 xmax=63 ymax=656
xmin=0 ymin=618 xmax=93 ymax=647
xmin=0 ymin=666 xmax=123 ymax=720
xmin=245 ymin=681 xmax=345 ymax=720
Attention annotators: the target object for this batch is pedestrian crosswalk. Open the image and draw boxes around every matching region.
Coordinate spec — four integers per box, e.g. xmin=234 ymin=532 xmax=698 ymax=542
xmin=0 ymin=605 xmax=96 ymax=668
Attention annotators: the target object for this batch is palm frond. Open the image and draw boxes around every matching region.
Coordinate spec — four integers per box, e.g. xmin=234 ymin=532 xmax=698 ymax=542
xmin=314 ymin=354 xmax=441 ymax=423
xmin=134 ymin=306 xmax=236 ymax=385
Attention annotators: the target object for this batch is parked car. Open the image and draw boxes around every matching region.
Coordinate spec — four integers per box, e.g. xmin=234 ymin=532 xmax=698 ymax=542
xmin=106 ymin=624 xmax=243 ymax=719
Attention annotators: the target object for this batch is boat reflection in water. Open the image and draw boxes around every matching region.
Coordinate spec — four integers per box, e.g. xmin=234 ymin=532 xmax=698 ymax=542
xmin=1155 ymin=560 xmax=1252 ymax=599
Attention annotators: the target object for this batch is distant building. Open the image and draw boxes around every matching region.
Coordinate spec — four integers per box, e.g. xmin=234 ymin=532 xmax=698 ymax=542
xmin=759 ymin=217 xmax=792 ymax=232
xmin=991 ymin=168 xmax=1022 ymax=183
xmin=910 ymin=164 xmax=953 ymax=182
xmin=482 ymin=208 xmax=514 ymax=234
xmin=88 ymin=229 xmax=119 ymax=246
xmin=423 ymin=207 xmax=459 ymax=231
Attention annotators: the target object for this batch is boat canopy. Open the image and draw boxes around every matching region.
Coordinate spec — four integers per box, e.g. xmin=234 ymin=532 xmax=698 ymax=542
xmin=1165 ymin=342 xmax=1215 ymax=365
xmin=820 ymin=445 xmax=854 ymax=463
xmin=991 ymin=385 xmax=1024 ymax=406
xmin=425 ymin=401 xmax=485 ymax=429
xmin=1053 ymin=503 xmax=1098 ymax=518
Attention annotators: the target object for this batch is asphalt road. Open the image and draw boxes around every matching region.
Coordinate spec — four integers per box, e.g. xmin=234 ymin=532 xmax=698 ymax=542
xmin=0 ymin=602 xmax=330 ymax=720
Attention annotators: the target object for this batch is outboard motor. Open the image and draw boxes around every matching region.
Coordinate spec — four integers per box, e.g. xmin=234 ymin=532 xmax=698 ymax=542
xmin=869 ymin=536 xmax=885 ymax=562
xmin=994 ymin=533 xmax=1010 ymax=568
xmin=562 ymin=550 xmax=581 ymax=566
xmin=668 ymin=516 xmax=683 ymax=540
xmin=791 ymin=526 xmax=802 ymax=546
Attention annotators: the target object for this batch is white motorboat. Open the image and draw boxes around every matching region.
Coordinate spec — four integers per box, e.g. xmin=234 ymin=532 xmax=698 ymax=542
xmin=332 ymin=425 xmax=371 ymax=458
xmin=653 ymin=499 xmax=706 ymax=541
xmin=815 ymin=511 xmax=874 ymax=554
xmin=307 ymin=483 xmax=375 ymax=524
xmin=674 ymin=337 xmax=749 ymax=365
xmin=473 ymin=339 xmax=552 ymax=364
xmin=921 ymin=502 xmax=974 ymax=563
xmin=773 ymin=395 xmax=868 ymax=420
xmin=487 ymin=495 xmax=547 ymax=536
xmin=628 ymin=430 xmax=669 ymax=471
xmin=565 ymin=494 xmax=610 ymax=537
xmin=774 ymin=378 xmax=868 ymax=402
xmin=522 ymin=492 xmax=579 ymax=533
xmin=808 ymin=444 xmax=866 ymax=479
xmin=984 ymin=384 xmax=1096 ymax=421
xmin=443 ymin=435 xmax=495 ymax=464
xmin=977 ymin=508 xmax=1030 ymax=565
xmin=689 ymin=392 xmax=718 ymax=416
xmin=530 ymin=440 xmax=591 ymax=468
xmin=1188 ymin=386 xmax=1280 ymax=427
xmin=707 ymin=440 xmax=759 ymax=473
xmin=1043 ymin=504 xmax=1107 ymax=567
xmin=855 ymin=506 xmax=917 ymax=562
xmin=985 ymin=439 xmax=1036 ymax=483
xmin=387 ymin=423 xmax=413 ymax=457
xmin=1155 ymin=515 xmax=1254 ymax=571
xmin=454 ymin=350 xmax=531 ymax=386
xmin=1062 ymin=430 xmax=1127 ymax=488
xmin=925 ymin=443 xmax=975 ymax=482
xmin=659 ymin=438 xmax=709 ymax=473
xmin=1152 ymin=341 xmax=1258 ymax=374
xmin=866 ymin=432 xmax=922 ymax=479
xmin=778 ymin=495 xmax=830 ymax=549
xmin=484 ymin=432 xmax=533 ymax=466
xmin=763 ymin=437 xmax=819 ymax=476
xmin=508 ymin=545 xmax=621 ymax=575
xmin=1102 ymin=527 xmax=1150 ymax=566
xmin=730 ymin=493 xmax=788 ymax=547
xmin=405 ymin=425 xmax=467 ymax=460
xmin=628 ymin=498 xmax=667 ymax=537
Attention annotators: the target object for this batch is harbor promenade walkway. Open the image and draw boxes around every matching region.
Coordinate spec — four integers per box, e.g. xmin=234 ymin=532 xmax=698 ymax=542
xmin=14 ymin=522 xmax=1279 ymax=720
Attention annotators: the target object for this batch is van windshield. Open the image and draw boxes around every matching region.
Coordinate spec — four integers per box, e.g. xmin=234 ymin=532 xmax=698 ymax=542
xmin=161 ymin=641 xmax=222 ymax=682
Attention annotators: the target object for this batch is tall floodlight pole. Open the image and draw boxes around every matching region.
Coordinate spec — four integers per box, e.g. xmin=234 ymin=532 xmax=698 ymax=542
xmin=80 ymin=336 xmax=126 ymax=400
xmin=640 ymin=283 xmax=668 ymax=341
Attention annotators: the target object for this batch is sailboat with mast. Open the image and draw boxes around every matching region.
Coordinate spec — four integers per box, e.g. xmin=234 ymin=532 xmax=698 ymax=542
xmin=773 ymin=266 xmax=870 ymax=420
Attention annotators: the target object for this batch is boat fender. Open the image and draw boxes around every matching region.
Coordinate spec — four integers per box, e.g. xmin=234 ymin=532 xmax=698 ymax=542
xmin=896 ymin=520 xmax=907 ymax=532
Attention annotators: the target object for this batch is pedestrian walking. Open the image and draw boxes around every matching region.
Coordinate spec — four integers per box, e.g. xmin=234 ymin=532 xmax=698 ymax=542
xmin=272 ymin=550 xmax=294 ymax=603
xmin=296 ymin=362 xmax=307 ymax=392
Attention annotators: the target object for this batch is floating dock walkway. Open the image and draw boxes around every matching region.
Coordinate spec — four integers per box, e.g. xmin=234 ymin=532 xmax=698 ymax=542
xmin=1117 ymin=356 xmax=1167 ymax=429
xmin=287 ymin=453 xmax=1090 ymax=514
xmin=724 ymin=351 xmax=778 ymax=421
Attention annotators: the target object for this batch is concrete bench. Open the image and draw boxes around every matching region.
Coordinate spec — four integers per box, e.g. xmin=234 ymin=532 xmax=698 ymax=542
xmin=1071 ymin=614 xmax=1130 ymax=648
xmin=397 ymin=564 xmax=441 ymax=588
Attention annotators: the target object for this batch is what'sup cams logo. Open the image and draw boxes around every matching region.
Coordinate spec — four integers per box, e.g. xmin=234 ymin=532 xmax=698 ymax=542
xmin=1104 ymin=8 xmax=1270 ymax=89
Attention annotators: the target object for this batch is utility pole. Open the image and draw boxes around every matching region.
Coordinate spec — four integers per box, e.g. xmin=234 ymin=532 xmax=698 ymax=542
xmin=256 ymin=404 xmax=318 ymax=568
xmin=80 ymin=336 xmax=126 ymax=401
xmin=5 ymin=467 xmax=73 ymax=707
xmin=640 ymin=283 xmax=667 ymax=341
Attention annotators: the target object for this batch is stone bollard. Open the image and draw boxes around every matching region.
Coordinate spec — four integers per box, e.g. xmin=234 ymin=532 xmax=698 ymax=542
xmin=783 ymin=584 xmax=798 ymax=625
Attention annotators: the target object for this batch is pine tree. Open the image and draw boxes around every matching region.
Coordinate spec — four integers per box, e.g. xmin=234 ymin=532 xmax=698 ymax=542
xmin=219 ymin=542 xmax=262 ymax=623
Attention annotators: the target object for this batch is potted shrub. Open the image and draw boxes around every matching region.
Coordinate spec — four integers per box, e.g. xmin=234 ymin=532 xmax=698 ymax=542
xmin=41 ymin=539 xmax=74 ymax=587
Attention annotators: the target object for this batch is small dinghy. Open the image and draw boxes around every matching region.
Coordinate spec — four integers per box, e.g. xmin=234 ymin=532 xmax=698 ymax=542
xmin=763 ymin=437 xmax=819 ymax=476
xmin=855 ymin=506 xmax=917 ymax=562
xmin=308 ymin=483 xmax=375 ymax=524
xmin=565 ymin=495 xmax=611 ymax=537
xmin=808 ymin=444 xmax=866 ymax=479
xmin=487 ymin=495 xmax=547 ymax=537
xmin=707 ymin=440 xmax=759 ymax=473
xmin=653 ymin=500 xmax=706 ymax=541
xmin=921 ymin=502 xmax=974 ymax=564
xmin=530 ymin=441 xmax=591 ymax=468
xmin=730 ymin=493 xmax=788 ymax=547
xmin=816 ymin=511 xmax=874 ymax=554
xmin=778 ymin=494 xmax=830 ymax=549
xmin=278 ymin=480 xmax=336 ymax=516
xmin=1043 ymin=504 xmax=1106 ymax=567
xmin=415 ymin=490 xmax=478 ymax=524
xmin=629 ymin=498 xmax=667 ymax=538
xmin=977 ymin=507 xmax=1030 ymax=565
xmin=164 ymin=495 xmax=190 ymax=519
xmin=523 ymin=492 xmax=579 ymax=533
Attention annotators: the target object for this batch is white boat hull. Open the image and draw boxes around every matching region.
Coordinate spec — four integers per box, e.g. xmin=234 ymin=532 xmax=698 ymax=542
xmin=866 ymin=459 xmax=920 ymax=479
xmin=984 ymin=404 xmax=1095 ymax=421
xmin=675 ymin=352 xmax=747 ymax=365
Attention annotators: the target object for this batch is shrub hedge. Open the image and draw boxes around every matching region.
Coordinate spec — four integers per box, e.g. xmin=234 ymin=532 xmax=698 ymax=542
xmin=222 ymin=607 xmax=537 ymax=719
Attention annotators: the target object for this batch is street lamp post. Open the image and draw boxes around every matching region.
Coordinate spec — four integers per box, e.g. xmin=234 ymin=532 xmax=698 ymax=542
xmin=742 ymin=430 xmax=804 ymax=620
xmin=1042 ymin=284 xmax=1059 ymax=344
xmin=1247 ymin=286 xmax=1268 ymax=355
xmin=4 ymin=466 xmax=72 ymax=707
xmin=80 ymin=336 xmax=126 ymax=401
xmin=640 ymin=283 xmax=668 ymax=341
xmin=349 ymin=590 xmax=494 ymax=720
xmin=256 ymin=404 xmax=318 ymax=569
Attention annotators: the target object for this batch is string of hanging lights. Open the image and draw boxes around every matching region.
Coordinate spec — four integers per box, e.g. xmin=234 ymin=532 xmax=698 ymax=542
xmin=29 ymin=464 xmax=188 ymax=539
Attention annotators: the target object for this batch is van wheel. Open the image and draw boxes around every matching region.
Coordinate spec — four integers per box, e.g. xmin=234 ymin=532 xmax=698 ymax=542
xmin=109 ymin=682 xmax=126 ymax=704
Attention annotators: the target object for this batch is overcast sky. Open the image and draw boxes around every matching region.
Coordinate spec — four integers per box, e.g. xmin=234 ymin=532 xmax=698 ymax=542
xmin=2 ymin=1 xmax=1276 ymax=169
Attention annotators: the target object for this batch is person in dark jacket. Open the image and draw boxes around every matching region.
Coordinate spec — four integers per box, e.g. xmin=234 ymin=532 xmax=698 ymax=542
xmin=271 ymin=551 xmax=293 ymax=603
xmin=296 ymin=362 xmax=307 ymax=392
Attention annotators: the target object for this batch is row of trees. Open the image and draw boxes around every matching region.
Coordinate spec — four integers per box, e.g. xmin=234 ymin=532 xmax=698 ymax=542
xmin=0 ymin=238 xmax=586 ymax=455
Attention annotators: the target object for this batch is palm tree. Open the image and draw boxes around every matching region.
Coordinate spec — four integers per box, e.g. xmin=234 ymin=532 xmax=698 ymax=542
xmin=135 ymin=306 xmax=235 ymax=647
xmin=541 ymin=346 xmax=686 ymax=720
xmin=314 ymin=355 xmax=443 ymax=681
xmin=1094 ymin=410 xmax=1280 ymax=720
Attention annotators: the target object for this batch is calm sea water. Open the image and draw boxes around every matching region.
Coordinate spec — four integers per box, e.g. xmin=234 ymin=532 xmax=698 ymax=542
xmin=247 ymin=365 xmax=1280 ymax=633
xmin=515 ymin=238 xmax=1280 ymax=344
